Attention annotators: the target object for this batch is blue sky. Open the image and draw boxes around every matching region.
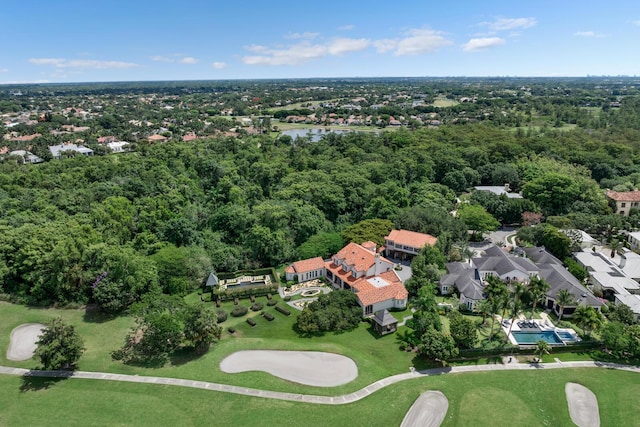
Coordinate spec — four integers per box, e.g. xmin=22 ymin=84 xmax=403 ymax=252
xmin=2 ymin=0 xmax=640 ymax=83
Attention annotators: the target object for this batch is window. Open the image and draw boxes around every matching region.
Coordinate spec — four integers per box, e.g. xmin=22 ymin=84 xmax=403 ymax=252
xmin=621 ymin=203 xmax=626 ymax=207
xmin=620 ymin=211 xmax=625 ymax=215
xmin=365 ymin=305 xmax=373 ymax=315
xmin=442 ymin=286 xmax=449 ymax=292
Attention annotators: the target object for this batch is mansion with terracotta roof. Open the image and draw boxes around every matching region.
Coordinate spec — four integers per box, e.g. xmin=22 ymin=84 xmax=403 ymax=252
xmin=285 ymin=241 xmax=408 ymax=316
xmin=606 ymin=190 xmax=640 ymax=216
xmin=383 ymin=229 xmax=437 ymax=262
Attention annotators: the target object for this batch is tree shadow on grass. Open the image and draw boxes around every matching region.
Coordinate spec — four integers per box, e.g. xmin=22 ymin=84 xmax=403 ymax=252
xmin=19 ymin=372 xmax=72 ymax=392
xmin=83 ymin=304 xmax=118 ymax=324
xmin=170 ymin=347 xmax=207 ymax=367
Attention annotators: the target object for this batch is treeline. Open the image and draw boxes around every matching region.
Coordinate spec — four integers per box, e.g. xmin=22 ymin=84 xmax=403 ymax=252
xmin=2 ymin=113 xmax=640 ymax=308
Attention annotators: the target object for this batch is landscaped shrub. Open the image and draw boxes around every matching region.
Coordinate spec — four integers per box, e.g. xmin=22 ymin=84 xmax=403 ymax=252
xmin=263 ymin=312 xmax=275 ymax=321
xmin=228 ymin=327 xmax=236 ymax=334
xmin=267 ymin=300 xmax=277 ymax=306
xmin=231 ymin=306 xmax=248 ymax=317
xmin=216 ymin=309 xmax=228 ymax=323
xmin=250 ymin=295 xmax=255 ymax=303
xmin=284 ymin=295 xmax=292 ymax=302
xmin=250 ymin=302 xmax=264 ymax=311
xmin=216 ymin=298 xmax=221 ymax=308
xmin=246 ymin=318 xmax=256 ymax=327
xmin=275 ymin=305 xmax=291 ymax=316
xmin=233 ymin=297 xmax=239 ymax=305
xmin=266 ymin=293 xmax=272 ymax=300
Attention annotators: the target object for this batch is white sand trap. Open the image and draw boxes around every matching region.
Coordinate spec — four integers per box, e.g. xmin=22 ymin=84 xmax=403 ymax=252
xmin=566 ymin=382 xmax=600 ymax=427
xmin=219 ymin=350 xmax=358 ymax=387
xmin=6 ymin=323 xmax=45 ymax=361
xmin=400 ymin=391 xmax=449 ymax=427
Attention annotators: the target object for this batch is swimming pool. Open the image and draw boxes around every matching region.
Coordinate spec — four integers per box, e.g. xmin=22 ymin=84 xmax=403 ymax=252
xmin=511 ymin=331 xmax=564 ymax=345
xmin=555 ymin=330 xmax=578 ymax=342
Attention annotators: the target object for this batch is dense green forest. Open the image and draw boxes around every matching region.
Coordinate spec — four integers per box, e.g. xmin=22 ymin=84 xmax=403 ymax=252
xmin=2 ymin=82 xmax=640 ymax=311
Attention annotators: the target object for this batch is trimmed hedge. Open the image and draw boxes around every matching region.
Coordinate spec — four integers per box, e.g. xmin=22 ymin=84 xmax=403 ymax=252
xmin=275 ymin=305 xmax=291 ymax=316
xmin=216 ymin=309 xmax=228 ymax=323
xmin=267 ymin=300 xmax=277 ymax=306
xmin=283 ymin=295 xmax=292 ymax=302
xmin=228 ymin=327 xmax=236 ymax=334
xmin=246 ymin=318 xmax=257 ymax=327
xmin=250 ymin=302 xmax=264 ymax=311
xmin=231 ymin=305 xmax=248 ymax=317
xmin=212 ymin=283 xmax=280 ymax=302
xmin=263 ymin=312 xmax=275 ymax=321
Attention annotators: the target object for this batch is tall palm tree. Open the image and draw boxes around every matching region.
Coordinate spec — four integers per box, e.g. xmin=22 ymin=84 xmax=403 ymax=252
xmin=608 ymin=238 xmax=623 ymax=258
xmin=505 ymin=299 xmax=524 ymax=343
xmin=572 ymin=305 xmax=604 ymax=337
xmin=483 ymin=275 xmax=509 ymax=340
xmin=535 ymin=340 xmax=551 ymax=363
xmin=555 ymin=289 xmax=575 ymax=320
xmin=476 ymin=299 xmax=490 ymax=326
xmin=527 ymin=276 xmax=550 ymax=319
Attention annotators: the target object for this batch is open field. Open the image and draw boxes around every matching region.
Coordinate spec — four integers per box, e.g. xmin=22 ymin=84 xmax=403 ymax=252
xmin=0 ymin=368 xmax=637 ymax=426
xmin=431 ymin=96 xmax=459 ymax=108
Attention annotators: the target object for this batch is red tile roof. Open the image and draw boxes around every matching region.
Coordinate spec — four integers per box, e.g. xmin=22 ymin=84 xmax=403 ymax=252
xmin=352 ymin=270 xmax=407 ymax=306
xmin=385 ymin=229 xmax=437 ymax=249
xmin=606 ymin=190 xmax=640 ymax=202
xmin=361 ymin=241 xmax=377 ymax=251
xmin=290 ymin=257 xmax=325 ymax=273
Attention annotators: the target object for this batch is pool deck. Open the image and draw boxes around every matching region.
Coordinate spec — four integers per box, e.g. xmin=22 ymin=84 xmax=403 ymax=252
xmin=501 ymin=314 xmax=580 ymax=347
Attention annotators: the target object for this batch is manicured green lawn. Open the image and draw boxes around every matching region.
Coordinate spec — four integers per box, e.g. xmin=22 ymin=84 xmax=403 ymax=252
xmin=0 ymin=368 xmax=637 ymax=426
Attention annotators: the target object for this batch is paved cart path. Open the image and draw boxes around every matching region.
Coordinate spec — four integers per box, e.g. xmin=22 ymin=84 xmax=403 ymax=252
xmin=0 ymin=361 xmax=638 ymax=405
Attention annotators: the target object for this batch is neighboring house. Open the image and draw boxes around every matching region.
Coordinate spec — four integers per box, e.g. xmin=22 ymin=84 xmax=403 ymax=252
xmin=48 ymin=143 xmax=94 ymax=159
xmin=148 ymin=134 xmax=168 ymax=143
xmin=628 ymin=232 xmax=640 ymax=250
xmin=473 ymin=245 xmax=538 ymax=282
xmin=561 ymin=229 xmax=598 ymax=249
xmin=106 ymin=141 xmax=129 ymax=153
xmin=284 ymin=257 xmax=325 ymax=283
xmin=439 ymin=262 xmax=484 ymax=311
xmin=473 ymin=184 xmax=522 ymax=199
xmin=8 ymin=150 xmax=44 ymax=164
xmin=605 ymin=190 xmax=640 ymax=216
xmin=538 ymin=262 xmax=604 ymax=318
xmin=384 ymin=229 xmax=437 ymax=261
xmin=97 ymin=136 xmax=118 ymax=144
xmin=574 ymin=248 xmax=640 ymax=321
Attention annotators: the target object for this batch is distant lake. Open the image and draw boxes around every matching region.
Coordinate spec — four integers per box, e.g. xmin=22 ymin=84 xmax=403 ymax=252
xmin=280 ymin=128 xmax=355 ymax=142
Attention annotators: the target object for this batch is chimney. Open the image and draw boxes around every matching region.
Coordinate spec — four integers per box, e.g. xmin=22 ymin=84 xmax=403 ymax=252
xmin=374 ymin=254 xmax=382 ymax=276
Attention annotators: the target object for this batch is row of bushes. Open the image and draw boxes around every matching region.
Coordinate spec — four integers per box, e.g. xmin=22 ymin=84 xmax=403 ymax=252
xmin=213 ymin=284 xmax=280 ymax=301
xmin=216 ymin=268 xmax=279 ymax=281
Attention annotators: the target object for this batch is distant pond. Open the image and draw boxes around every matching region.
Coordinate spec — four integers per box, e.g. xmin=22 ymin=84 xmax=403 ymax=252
xmin=280 ymin=128 xmax=357 ymax=142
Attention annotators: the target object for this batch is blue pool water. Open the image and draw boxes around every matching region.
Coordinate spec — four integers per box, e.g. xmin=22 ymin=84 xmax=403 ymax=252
xmin=555 ymin=331 xmax=577 ymax=341
xmin=512 ymin=331 xmax=564 ymax=345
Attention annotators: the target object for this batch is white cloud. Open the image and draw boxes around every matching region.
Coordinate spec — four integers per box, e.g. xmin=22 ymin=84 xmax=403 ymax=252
xmin=285 ymin=32 xmax=320 ymax=40
xmin=480 ymin=17 xmax=537 ymax=31
xmin=463 ymin=37 xmax=506 ymax=51
xmin=374 ymin=29 xmax=452 ymax=56
xmin=633 ymin=20 xmax=640 ymax=26
xmin=243 ymin=37 xmax=370 ymax=65
xmin=151 ymin=55 xmax=174 ymax=62
xmin=212 ymin=61 xmax=227 ymax=69
xmin=29 ymin=58 xmax=65 ymax=66
xmin=574 ymin=31 xmax=605 ymax=38
xmin=0 ymin=68 xmax=8 ymax=73
xmin=328 ymin=37 xmax=370 ymax=55
xmin=29 ymin=58 xmax=139 ymax=69
xmin=179 ymin=56 xmax=199 ymax=64
xmin=338 ymin=24 xmax=355 ymax=31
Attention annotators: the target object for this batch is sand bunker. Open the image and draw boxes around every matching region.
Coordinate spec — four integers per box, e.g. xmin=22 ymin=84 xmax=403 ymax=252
xmin=6 ymin=323 xmax=45 ymax=361
xmin=566 ymin=382 xmax=600 ymax=427
xmin=400 ymin=391 xmax=449 ymax=427
xmin=219 ymin=350 xmax=358 ymax=387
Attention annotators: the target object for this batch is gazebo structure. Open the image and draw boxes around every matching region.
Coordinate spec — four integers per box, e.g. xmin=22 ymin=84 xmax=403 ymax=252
xmin=372 ymin=309 xmax=398 ymax=335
